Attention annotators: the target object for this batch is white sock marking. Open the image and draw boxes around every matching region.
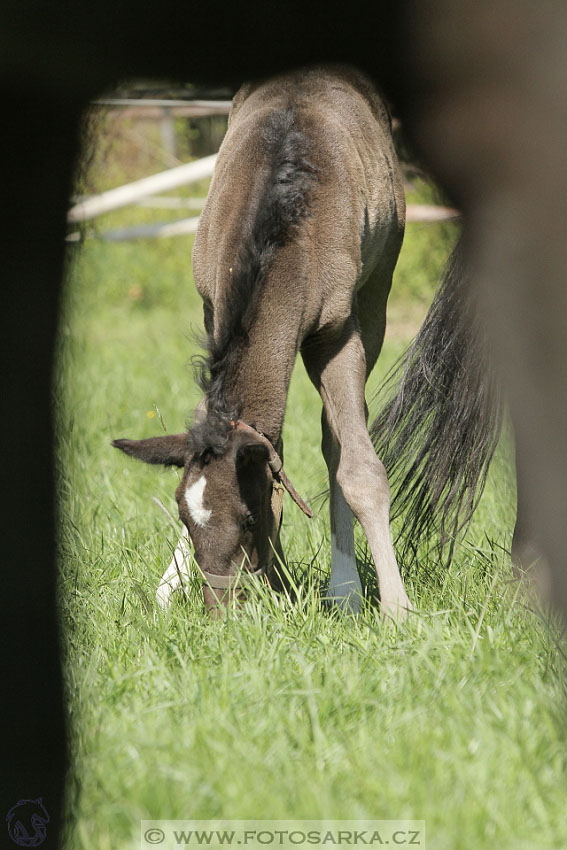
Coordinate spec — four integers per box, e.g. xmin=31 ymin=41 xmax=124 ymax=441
xmin=157 ymin=526 xmax=193 ymax=609
xmin=329 ymin=481 xmax=362 ymax=612
xmin=184 ymin=475 xmax=212 ymax=527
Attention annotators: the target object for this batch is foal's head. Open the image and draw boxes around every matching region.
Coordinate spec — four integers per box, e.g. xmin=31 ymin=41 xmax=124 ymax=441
xmin=112 ymin=422 xmax=282 ymax=614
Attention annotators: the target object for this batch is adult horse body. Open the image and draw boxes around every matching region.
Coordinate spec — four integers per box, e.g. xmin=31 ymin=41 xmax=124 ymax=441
xmin=113 ymin=65 xmax=410 ymax=617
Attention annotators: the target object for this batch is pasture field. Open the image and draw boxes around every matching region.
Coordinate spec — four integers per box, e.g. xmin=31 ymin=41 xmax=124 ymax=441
xmin=57 ymin=176 xmax=567 ymax=849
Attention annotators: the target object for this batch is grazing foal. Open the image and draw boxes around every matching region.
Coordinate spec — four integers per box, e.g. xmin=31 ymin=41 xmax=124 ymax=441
xmin=114 ymin=64 xmax=410 ymax=617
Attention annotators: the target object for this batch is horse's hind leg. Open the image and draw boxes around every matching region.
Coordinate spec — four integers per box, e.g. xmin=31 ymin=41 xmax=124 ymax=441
xmin=302 ymin=317 xmax=411 ymax=619
xmin=511 ymin=447 xmax=550 ymax=599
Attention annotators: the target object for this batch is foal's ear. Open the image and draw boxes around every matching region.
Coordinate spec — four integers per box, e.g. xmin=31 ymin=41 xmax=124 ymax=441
xmin=234 ymin=439 xmax=270 ymax=468
xmin=112 ymin=434 xmax=187 ymax=467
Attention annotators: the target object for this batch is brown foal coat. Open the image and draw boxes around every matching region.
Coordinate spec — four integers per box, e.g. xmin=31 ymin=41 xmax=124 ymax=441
xmin=114 ymin=64 xmax=411 ymax=617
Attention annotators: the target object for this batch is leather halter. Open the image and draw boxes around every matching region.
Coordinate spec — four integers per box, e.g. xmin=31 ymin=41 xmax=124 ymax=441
xmin=231 ymin=420 xmax=313 ymax=518
xmin=198 ymin=419 xmax=312 ymax=591
xmin=197 ymin=564 xmax=267 ymax=590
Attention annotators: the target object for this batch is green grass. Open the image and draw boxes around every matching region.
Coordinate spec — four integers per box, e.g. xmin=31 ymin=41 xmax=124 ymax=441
xmin=56 ymin=179 xmax=567 ymax=850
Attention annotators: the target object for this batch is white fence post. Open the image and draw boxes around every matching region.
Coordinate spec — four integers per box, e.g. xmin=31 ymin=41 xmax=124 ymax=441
xmin=67 ymin=154 xmax=217 ymax=223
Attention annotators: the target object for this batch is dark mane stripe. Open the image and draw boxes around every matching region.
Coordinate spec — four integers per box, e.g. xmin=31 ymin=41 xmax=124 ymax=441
xmin=189 ymin=106 xmax=318 ymax=457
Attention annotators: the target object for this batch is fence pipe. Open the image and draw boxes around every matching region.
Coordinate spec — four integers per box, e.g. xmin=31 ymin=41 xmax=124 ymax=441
xmin=67 ymin=154 xmax=217 ymax=223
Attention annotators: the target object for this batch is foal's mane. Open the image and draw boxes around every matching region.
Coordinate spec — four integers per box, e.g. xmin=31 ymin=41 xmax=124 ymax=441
xmin=188 ymin=105 xmax=318 ymax=458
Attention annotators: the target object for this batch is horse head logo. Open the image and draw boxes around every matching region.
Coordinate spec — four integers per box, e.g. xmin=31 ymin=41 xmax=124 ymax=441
xmin=6 ymin=799 xmax=50 ymax=847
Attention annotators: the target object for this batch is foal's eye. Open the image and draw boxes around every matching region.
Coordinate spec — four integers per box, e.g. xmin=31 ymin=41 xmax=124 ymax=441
xmin=244 ymin=513 xmax=258 ymax=529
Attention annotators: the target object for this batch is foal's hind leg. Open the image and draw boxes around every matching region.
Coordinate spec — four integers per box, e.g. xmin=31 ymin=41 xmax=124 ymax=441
xmin=303 ymin=319 xmax=411 ymax=619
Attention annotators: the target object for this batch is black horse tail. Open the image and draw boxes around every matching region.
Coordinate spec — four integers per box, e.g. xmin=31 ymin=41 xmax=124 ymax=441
xmin=370 ymin=237 xmax=503 ymax=562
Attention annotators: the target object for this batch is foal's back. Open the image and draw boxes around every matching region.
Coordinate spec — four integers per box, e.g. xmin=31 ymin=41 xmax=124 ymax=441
xmin=192 ymin=64 xmax=404 ymax=339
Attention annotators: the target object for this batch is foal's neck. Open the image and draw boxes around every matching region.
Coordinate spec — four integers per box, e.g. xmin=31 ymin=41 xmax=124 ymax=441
xmin=223 ymin=282 xmax=303 ymax=446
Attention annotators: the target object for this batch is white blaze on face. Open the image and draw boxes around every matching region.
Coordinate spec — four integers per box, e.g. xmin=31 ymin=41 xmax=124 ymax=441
xmin=184 ymin=475 xmax=212 ymax=527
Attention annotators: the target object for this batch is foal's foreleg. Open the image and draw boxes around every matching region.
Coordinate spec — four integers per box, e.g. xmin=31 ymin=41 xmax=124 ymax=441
xmin=303 ymin=324 xmax=411 ymax=619
xmin=321 ymin=412 xmax=363 ymax=611
xmin=156 ymin=526 xmax=192 ymax=608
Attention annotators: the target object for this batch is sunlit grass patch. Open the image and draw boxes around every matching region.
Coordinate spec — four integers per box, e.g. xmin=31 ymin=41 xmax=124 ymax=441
xmin=57 ymin=195 xmax=566 ymax=850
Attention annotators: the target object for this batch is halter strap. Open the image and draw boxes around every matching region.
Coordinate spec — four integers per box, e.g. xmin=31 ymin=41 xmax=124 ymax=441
xmin=231 ymin=420 xmax=313 ymax=518
xmin=198 ymin=565 xmax=266 ymax=589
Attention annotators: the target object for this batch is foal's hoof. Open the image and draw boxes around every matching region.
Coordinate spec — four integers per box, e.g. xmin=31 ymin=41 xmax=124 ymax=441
xmin=327 ymin=584 xmax=363 ymax=614
xmin=380 ymin=594 xmax=413 ymax=622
